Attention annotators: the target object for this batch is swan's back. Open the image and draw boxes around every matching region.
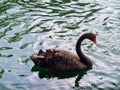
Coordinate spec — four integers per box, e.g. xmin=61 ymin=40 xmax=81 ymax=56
xmin=30 ymin=49 xmax=87 ymax=71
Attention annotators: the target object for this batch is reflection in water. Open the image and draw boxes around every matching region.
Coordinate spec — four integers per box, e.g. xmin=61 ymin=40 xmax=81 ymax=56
xmin=0 ymin=67 xmax=4 ymax=79
xmin=31 ymin=65 xmax=89 ymax=87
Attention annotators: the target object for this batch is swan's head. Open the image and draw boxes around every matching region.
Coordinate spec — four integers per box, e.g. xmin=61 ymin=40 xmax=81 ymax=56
xmin=86 ymin=33 xmax=97 ymax=44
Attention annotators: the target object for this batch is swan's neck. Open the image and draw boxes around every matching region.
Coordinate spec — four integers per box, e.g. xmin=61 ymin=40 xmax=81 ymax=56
xmin=76 ymin=35 xmax=92 ymax=69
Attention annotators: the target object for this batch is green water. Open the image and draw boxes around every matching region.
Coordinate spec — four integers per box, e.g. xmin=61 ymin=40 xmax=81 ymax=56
xmin=0 ymin=0 xmax=120 ymax=90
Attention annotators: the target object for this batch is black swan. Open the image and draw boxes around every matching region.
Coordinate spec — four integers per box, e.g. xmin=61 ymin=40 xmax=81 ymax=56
xmin=30 ymin=33 xmax=97 ymax=71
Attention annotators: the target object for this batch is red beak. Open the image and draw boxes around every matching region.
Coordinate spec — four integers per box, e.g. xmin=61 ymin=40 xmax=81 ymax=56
xmin=93 ymin=38 xmax=97 ymax=44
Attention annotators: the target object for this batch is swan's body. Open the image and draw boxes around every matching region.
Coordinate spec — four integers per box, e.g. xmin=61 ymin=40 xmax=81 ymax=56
xmin=30 ymin=33 xmax=96 ymax=71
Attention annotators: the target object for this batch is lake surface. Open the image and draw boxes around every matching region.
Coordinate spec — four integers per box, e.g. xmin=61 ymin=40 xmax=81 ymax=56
xmin=0 ymin=0 xmax=120 ymax=90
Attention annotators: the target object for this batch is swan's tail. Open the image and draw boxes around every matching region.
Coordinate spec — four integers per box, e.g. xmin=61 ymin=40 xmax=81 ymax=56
xmin=30 ymin=49 xmax=55 ymax=66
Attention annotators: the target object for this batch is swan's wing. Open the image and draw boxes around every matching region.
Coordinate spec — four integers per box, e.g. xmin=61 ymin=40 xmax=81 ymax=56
xmin=50 ymin=50 xmax=87 ymax=71
xmin=30 ymin=49 xmax=87 ymax=71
